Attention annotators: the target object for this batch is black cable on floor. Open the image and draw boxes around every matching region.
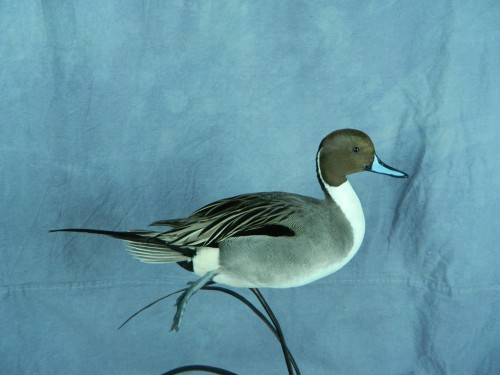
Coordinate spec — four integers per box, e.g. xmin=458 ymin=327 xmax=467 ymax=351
xmin=161 ymin=364 xmax=238 ymax=375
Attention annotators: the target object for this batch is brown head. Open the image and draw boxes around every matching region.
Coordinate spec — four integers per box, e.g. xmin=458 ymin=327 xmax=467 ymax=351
xmin=316 ymin=129 xmax=408 ymax=190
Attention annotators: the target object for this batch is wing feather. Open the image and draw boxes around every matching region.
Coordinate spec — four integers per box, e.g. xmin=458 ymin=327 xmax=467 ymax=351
xmin=151 ymin=193 xmax=298 ymax=247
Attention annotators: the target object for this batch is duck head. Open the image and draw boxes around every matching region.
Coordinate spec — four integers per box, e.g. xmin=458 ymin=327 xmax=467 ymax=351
xmin=317 ymin=129 xmax=408 ymax=188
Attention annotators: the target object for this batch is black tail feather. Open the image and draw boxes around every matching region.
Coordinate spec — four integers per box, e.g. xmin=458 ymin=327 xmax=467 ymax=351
xmin=49 ymin=228 xmax=167 ymax=245
xmin=49 ymin=228 xmax=197 ymax=260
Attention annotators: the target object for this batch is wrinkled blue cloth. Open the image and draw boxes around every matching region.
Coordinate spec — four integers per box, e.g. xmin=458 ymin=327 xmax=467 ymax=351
xmin=1 ymin=1 xmax=499 ymax=374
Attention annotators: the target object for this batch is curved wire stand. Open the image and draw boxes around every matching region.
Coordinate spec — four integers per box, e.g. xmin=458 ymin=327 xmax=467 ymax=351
xmin=119 ymin=287 xmax=301 ymax=375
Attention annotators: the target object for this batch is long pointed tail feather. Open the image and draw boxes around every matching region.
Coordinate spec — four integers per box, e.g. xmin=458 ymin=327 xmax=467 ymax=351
xmin=50 ymin=228 xmax=153 ymax=242
xmin=49 ymin=228 xmax=195 ymax=263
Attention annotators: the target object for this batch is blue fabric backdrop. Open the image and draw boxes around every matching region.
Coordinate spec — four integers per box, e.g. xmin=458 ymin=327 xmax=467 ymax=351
xmin=1 ymin=1 xmax=499 ymax=374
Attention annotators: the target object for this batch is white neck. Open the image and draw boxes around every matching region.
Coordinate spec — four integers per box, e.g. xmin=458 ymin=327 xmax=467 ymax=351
xmin=325 ymin=181 xmax=365 ymax=252
xmin=316 ymin=150 xmax=366 ymax=253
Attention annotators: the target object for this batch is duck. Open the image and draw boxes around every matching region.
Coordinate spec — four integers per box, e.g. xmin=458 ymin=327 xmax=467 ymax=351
xmin=51 ymin=128 xmax=408 ymax=330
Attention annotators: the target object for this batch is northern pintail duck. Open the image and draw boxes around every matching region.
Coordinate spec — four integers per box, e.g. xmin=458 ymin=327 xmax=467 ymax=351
xmin=52 ymin=129 xmax=408 ymax=330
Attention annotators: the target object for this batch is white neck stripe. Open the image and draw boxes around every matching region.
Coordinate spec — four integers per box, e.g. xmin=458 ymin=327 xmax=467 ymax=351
xmin=316 ymin=148 xmax=366 ymax=253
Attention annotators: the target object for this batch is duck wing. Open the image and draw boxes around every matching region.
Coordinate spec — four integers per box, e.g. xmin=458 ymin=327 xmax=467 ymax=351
xmin=151 ymin=193 xmax=299 ymax=247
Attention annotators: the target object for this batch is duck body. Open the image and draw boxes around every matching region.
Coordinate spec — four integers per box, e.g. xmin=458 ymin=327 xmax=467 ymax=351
xmin=194 ymin=186 xmax=363 ymax=288
xmin=51 ymin=128 xmax=407 ymax=330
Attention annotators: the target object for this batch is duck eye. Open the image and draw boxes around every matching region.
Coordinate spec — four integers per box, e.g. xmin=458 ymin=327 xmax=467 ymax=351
xmin=352 ymin=147 xmax=360 ymax=153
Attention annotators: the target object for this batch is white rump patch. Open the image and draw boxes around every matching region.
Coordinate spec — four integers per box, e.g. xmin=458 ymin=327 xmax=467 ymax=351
xmin=192 ymin=247 xmax=220 ymax=276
